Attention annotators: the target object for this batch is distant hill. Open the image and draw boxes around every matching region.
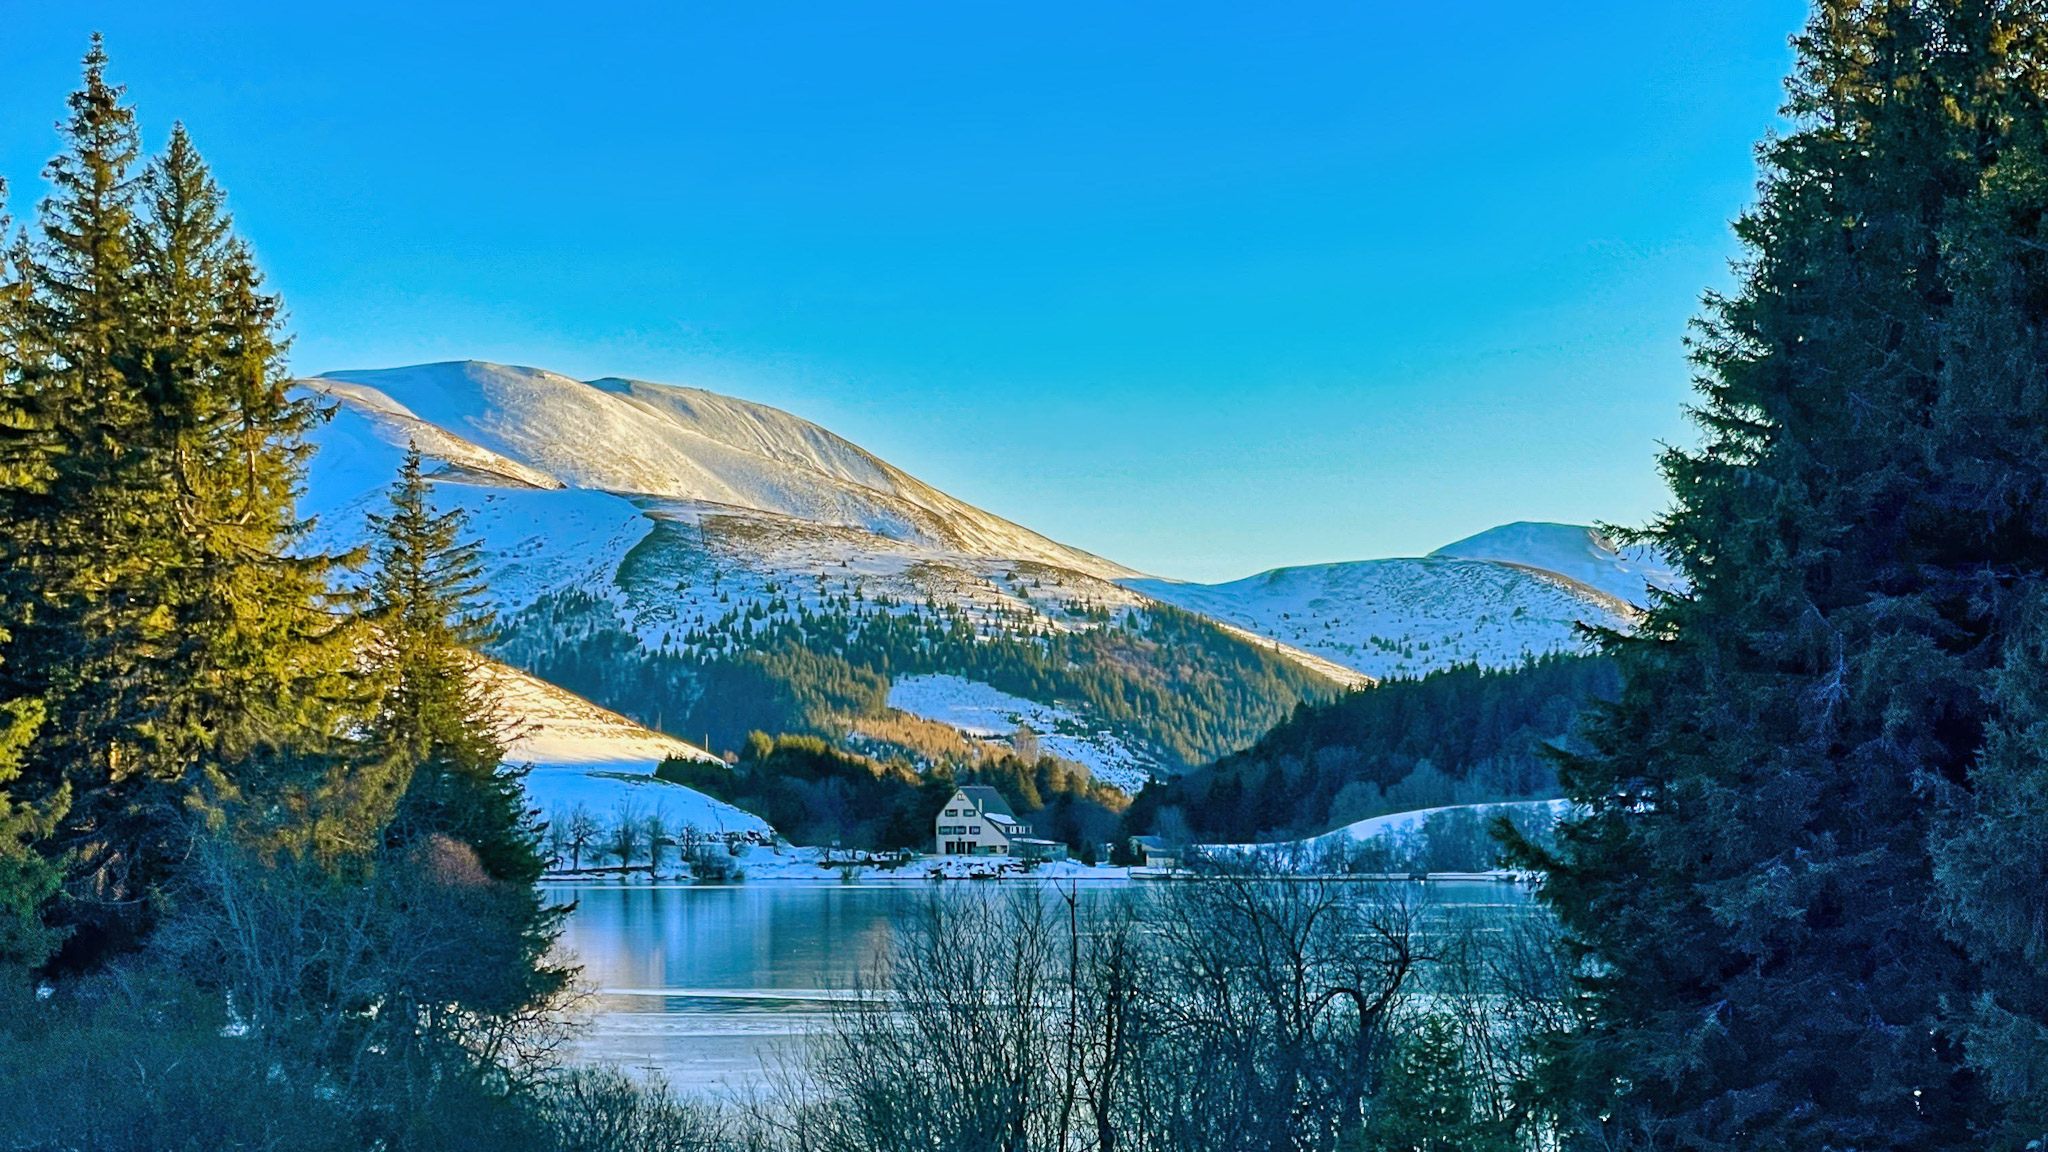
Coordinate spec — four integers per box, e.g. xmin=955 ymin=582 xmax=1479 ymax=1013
xmin=1428 ymin=521 xmax=1682 ymax=607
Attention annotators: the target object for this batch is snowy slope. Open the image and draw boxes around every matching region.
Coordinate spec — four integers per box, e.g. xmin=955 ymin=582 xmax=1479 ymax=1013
xmin=1303 ymin=798 xmax=1570 ymax=851
xmin=477 ymin=658 xmax=769 ymax=836
xmin=297 ymin=361 xmax=1352 ymax=781
xmin=304 ymin=362 xmax=1138 ymax=581
xmin=1126 ymin=555 xmax=1623 ymax=681
xmin=885 ymin=674 xmax=1153 ymax=792
xmin=1430 ymin=522 xmax=1681 ymax=608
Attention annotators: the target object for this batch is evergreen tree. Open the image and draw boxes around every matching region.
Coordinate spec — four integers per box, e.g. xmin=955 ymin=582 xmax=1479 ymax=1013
xmin=365 ymin=441 xmax=554 ymax=898
xmin=1528 ymin=3 xmax=2048 ymax=1145
xmin=1366 ymin=1017 xmax=1513 ymax=1152
xmin=0 ymin=38 xmax=154 ymax=955
xmin=0 ymin=179 xmax=65 ymax=971
xmin=0 ymin=41 xmax=351 ymax=960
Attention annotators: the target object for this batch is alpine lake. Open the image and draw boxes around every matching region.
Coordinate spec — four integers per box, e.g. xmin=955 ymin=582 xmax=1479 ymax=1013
xmin=545 ymin=876 xmax=1540 ymax=1095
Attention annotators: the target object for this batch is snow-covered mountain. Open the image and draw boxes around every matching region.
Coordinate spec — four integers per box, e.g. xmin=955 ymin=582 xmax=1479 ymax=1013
xmin=299 ymin=360 xmax=1661 ymax=784
xmin=1429 ymin=521 xmax=1682 ymax=607
xmin=299 ymin=361 xmax=1351 ymax=788
xmin=307 ymin=363 xmax=1137 ymax=580
xmin=1123 ymin=522 xmax=1676 ymax=682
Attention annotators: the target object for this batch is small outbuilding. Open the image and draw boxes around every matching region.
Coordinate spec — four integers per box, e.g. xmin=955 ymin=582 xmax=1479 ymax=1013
xmin=1010 ymin=837 xmax=1069 ymax=862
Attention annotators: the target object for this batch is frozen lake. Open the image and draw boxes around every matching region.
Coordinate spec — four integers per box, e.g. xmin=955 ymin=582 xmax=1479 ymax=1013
xmin=545 ymin=878 xmax=1538 ymax=1094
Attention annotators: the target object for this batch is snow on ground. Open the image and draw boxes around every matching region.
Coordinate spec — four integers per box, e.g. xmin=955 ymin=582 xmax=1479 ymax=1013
xmin=727 ymin=845 xmax=1128 ymax=882
xmin=886 ymin=673 xmax=1154 ymax=792
xmin=1430 ymin=522 xmax=1683 ymax=608
xmin=1197 ymin=799 xmax=1571 ymax=872
xmin=482 ymin=659 xmax=719 ymax=767
xmin=1127 ymin=556 xmax=1626 ymax=680
xmin=523 ymin=767 xmax=769 ymax=837
xmin=302 ymin=402 xmax=656 ymax=615
xmin=1303 ymin=798 xmax=1571 ymax=850
xmin=474 ymin=659 xmax=766 ymax=835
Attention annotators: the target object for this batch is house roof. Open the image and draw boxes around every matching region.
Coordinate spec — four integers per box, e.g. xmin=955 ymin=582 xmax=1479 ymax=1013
xmin=955 ymin=785 xmax=1016 ymax=819
xmin=1131 ymin=835 xmax=1174 ymax=851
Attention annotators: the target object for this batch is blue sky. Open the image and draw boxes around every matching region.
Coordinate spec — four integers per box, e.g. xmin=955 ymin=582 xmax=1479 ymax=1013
xmin=2 ymin=1 xmax=1807 ymax=582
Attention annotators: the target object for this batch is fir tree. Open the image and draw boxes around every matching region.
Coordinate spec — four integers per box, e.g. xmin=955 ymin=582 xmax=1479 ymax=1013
xmin=365 ymin=443 xmax=553 ymax=889
xmin=1528 ymin=3 xmax=2048 ymax=1145
xmin=0 ymin=41 xmax=351 ymax=960
xmin=0 ymin=179 xmax=65 ymax=971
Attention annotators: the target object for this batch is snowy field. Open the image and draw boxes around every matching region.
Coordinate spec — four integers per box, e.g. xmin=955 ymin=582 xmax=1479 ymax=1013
xmin=522 ymin=766 xmax=769 ymax=837
xmin=886 ymin=673 xmax=1154 ymax=792
xmin=1305 ymin=798 xmax=1572 ymax=849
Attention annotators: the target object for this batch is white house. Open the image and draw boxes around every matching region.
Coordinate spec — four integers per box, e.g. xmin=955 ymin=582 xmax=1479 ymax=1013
xmin=1128 ymin=835 xmax=1184 ymax=872
xmin=935 ymin=785 xmax=1032 ymax=856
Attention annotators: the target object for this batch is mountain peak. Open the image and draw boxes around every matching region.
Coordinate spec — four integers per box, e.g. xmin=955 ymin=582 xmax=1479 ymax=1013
xmin=1430 ymin=521 xmax=1680 ymax=607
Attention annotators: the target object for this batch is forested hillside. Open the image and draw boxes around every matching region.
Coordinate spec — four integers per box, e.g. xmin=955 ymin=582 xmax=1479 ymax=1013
xmin=495 ymin=587 xmax=1338 ymax=772
xmin=1125 ymin=655 xmax=1617 ymax=843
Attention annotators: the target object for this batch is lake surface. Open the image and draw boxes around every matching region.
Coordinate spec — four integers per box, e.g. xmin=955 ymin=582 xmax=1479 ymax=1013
xmin=546 ymin=878 xmax=1535 ymax=1094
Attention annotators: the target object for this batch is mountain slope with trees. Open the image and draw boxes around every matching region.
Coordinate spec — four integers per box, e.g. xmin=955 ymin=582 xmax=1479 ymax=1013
xmin=1123 ymin=654 xmax=1616 ymax=845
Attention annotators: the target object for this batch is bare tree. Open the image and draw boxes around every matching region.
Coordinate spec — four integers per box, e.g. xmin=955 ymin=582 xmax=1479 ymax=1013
xmin=645 ymin=808 xmax=673 ymax=875
xmin=606 ymin=801 xmax=645 ymax=870
xmin=564 ymin=805 xmax=600 ymax=871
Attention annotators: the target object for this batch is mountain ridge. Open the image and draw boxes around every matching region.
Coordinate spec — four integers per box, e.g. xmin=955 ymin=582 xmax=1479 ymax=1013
xmin=299 ymin=359 xmax=1657 ymax=785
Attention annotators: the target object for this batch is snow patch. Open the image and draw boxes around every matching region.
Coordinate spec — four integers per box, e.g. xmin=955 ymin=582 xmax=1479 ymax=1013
xmin=1306 ymin=798 xmax=1571 ymax=850
xmin=473 ymin=659 xmax=764 ymax=835
xmin=886 ymin=674 xmax=1153 ymax=792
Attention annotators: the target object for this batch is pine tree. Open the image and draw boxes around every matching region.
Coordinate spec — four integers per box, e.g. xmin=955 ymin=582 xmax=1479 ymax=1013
xmin=365 ymin=442 xmax=554 ymax=897
xmin=0 ymin=179 xmax=66 ymax=972
xmin=0 ymin=41 xmax=352 ymax=959
xmin=0 ymin=36 xmax=154 ymax=949
xmin=1528 ymin=3 xmax=2048 ymax=1146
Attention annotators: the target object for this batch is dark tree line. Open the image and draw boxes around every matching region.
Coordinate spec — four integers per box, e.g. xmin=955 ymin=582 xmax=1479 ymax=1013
xmin=1125 ymin=655 xmax=1614 ymax=845
xmin=658 ymin=733 xmax=1127 ymax=854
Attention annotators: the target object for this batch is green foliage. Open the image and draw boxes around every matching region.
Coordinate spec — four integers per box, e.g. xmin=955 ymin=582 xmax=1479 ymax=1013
xmin=0 ymin=40 xmax=353 ymax=960
xmin=1365 ymin=1016 xmax=1516 ymax=1152
xmin=0 ymin=42 xmax=603 ymax=1151
xmin=1533 ymin=5 xmax=2048 ymax=1145
xmin=1129 ymin=655 xmax=1612 ymax=843
xmin=686 ymin=644 xmax=888 ymax=752
xmin=498 ymin=586 xmax=1338 ymax=771
xmin=362 ymin=445 xmax=565 ymax=1004
xmin=657 ymin=734 xmax=1125 ymax=853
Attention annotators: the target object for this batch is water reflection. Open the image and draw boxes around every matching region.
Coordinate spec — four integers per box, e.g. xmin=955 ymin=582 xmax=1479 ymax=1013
xmin=546 ymin=878 xmax=1532 ymax=1093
